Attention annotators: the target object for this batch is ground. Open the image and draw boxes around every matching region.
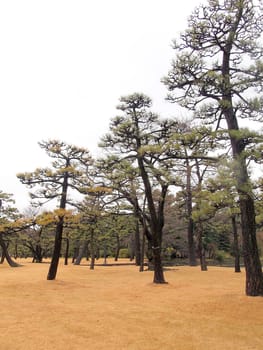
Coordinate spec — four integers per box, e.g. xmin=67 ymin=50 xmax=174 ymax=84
xmin=0 ymin=258 xmax=262 ymax=350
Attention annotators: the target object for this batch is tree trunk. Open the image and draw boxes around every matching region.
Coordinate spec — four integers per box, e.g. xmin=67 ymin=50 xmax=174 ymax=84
xmin=35 ymin=227 xmax=43 ymax=263
xmin=0 ymin=234 xmax=21 ymax=267
xmin=139 ymin=228 xmax=145 ymax=272
xmin=90 ymin=255 xmax=95 ymax=270
xmin=90 ymin=229 xmax=95 ymax=270
xmin=229 ymin=129 xmax=263 ymax=294
xmin=134 ymin=220 xmax=141 ymax=266
xmin=64 ymin=237 xmax=69 ymax=265
xmin=72 ymin=245 xmax=79 ymax=264
xmin=86 ymin=245 xmax=90 ymax=261
xmin=222 ymin=40 xmax=263 ymax=295
xmin=188 ymin=218 xmax=197 ymax=266
xmin=34 ymin=244 xmax=43 ymax=263
xmin=14 ymin=242 xmax=18 ymax=259
xmin=47 ymin=218 xmax=64 ymax=279
xmin=136 ymin=154 xmax=167 ymax=284
xmin=152 ymin=247 xmax=166 ymax=283
xmin=240 ymin=196 xmax=263 ymax=295
xmin=74 ymin=240 xmax=88 ymax=265
xmin=128 ymin=238 xmax=135 ymax=261
xmin=0 ymin=250 xmax=4 ymax=264
xmin=196 ymin=224 xmax=207 ymax=271
xmin=231 ymin=215 xmax=241 ymax=273
xmin=47 ymin=171 xmax=68 ymax=280
xmin=114 ymin=234 xmax=120 ymax=261
xmin=96 ymin=246 xmax=100 ymax=260
xmin=103 ymin=243 xmax=107 ymax=265
xmin=186 ymin=161 xmax=197 ymax=266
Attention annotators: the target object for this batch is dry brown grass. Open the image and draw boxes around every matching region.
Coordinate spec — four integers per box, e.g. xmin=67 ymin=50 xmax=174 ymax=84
xmin=0 ymin=258 xmax=262 ymax=350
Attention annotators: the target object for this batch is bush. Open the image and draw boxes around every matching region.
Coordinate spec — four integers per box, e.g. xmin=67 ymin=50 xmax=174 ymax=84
xmin=118 ymin=248 xmax=130 ymax=258
xmin=214 ymin=250 xmax=227 ymax=264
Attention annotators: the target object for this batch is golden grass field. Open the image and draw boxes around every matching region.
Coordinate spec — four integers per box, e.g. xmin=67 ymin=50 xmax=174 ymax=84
xmin=0 ymin=258 xmax=262 ymax=350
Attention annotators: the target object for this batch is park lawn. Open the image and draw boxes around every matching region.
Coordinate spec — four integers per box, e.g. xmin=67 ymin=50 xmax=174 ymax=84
xmin=0 ymin=259 xmax=262 ymax=350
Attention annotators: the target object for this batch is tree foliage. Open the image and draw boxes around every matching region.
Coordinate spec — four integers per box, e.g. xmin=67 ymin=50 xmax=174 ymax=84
xmin=17 ymin=140 xmax=94 ymax=279
xmin=163 ymin=0 xmax=263 ymax=296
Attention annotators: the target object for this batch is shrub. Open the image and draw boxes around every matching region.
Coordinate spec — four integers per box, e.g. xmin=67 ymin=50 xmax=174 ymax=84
xmin=118 ymin=248 xmax=130 ymax=258
xmin=214 ymin=250 xmax=227 ymax=265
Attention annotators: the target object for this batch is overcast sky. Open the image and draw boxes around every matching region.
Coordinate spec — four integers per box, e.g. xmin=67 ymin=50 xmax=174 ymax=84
xmin=0 ymin=0 xmax=203 ymax=210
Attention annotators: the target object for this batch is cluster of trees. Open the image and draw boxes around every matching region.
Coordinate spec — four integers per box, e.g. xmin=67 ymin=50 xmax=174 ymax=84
xmin=1 ymin=0 xmax=263 ymax=296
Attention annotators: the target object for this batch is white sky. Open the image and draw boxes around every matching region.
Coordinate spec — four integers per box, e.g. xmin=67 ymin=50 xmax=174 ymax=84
xmin=0 ymin=0 xmax=202 ymax=210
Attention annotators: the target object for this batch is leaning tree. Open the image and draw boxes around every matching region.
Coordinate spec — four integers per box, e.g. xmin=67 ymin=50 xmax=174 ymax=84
xmin=17 ymin=140 xmax=93 ymax=280
xmin=163 ymin=0 xmax=263 ymax=296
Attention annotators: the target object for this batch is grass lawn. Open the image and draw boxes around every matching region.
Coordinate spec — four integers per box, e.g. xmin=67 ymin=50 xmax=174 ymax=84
xmin=0 ymin=258 xmax=262 ymax=350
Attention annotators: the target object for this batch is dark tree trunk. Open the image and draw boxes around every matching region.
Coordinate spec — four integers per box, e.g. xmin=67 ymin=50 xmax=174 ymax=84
xmin=196 ymin=225 xmax=207 ymax=271
xmin=114 ymin=234 xmax=120 ymax=261
xmin=240 ymin=196 xmax=263 ymax=295
xmin=135 ymin=124 xmax=167 ymax=283
xmin=0 ymin=250 xmax=4 ymax=264
xmin=129 ymin=249 xmax=135 ymax=261
xmin=64 ymin=237 xmax=69 ymax=265
xmin=134 ymin=220 xmax=141 ymax=266
xmin=150 ymin=243 xmax=166 ymax=283
xmin=72 ymin=245 xmax=79 ymax=264
xmin=150 ymin=222 xmax=166 ymax=283
xmin=25 ymin=242 xmax=42 ymax=263
xmin=231 ymin=215 xmax=241 ymax=273
xmin=74 ymin=240 xmax=88 ymax=265
xmin=34 ymin=244 xmax=43 ymax=263
xmin=221 ymin=37 xmax=263 ymax=295
xmin=186 ymin=161 xmax=197 ymax=266
xmin=194 ymin=161 xmax=207 ymax=271
xmin=90 ymin=255 xmax=95 ymax=270
xmin=152 ymin=247 xmax=166 ymax=284
xmin=226 ymin=112 xmax=263 ymax=293
xmin=90 ymin=229 xmax=95 ymax=270
xmin=128 ymin=236 xmax=135 ymax=261
xmin=146 ymin=243 xmax=154 ymax=270
xmin=14 ymin=242 xmax=18 ymax=259
xmin=47 ymin=171 xmax=68 ymax=280
xmin=150 ymin=233 xmax=166 ymax=283
xmin=96 ymin=246 xmax=100 ymax=260
xmin=227 ymin=115 xmax=263 ymax=294
xmin=139 ymin=227 xmax=146 ymax=272
xmin=31 ymin=227 xmax=44 ymax=263
xmin=188 ymin=218 xmax=197 ymax=266
xmin=0 ymin=234 xmax=21 ymax=267
xmin=86 ymin=246 xmax=90 ymax=261
xmin=47 ymin=218 xmax=64 ymax=280
xmin=103 ymin=244 xmax=107 ymax=265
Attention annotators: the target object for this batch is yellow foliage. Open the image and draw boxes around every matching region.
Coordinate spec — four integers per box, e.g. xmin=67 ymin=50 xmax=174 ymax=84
xmin=0 ymin=217 xmax=32 ymax=233
xmin=36 ymin=209 xmax=79 ymax=225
